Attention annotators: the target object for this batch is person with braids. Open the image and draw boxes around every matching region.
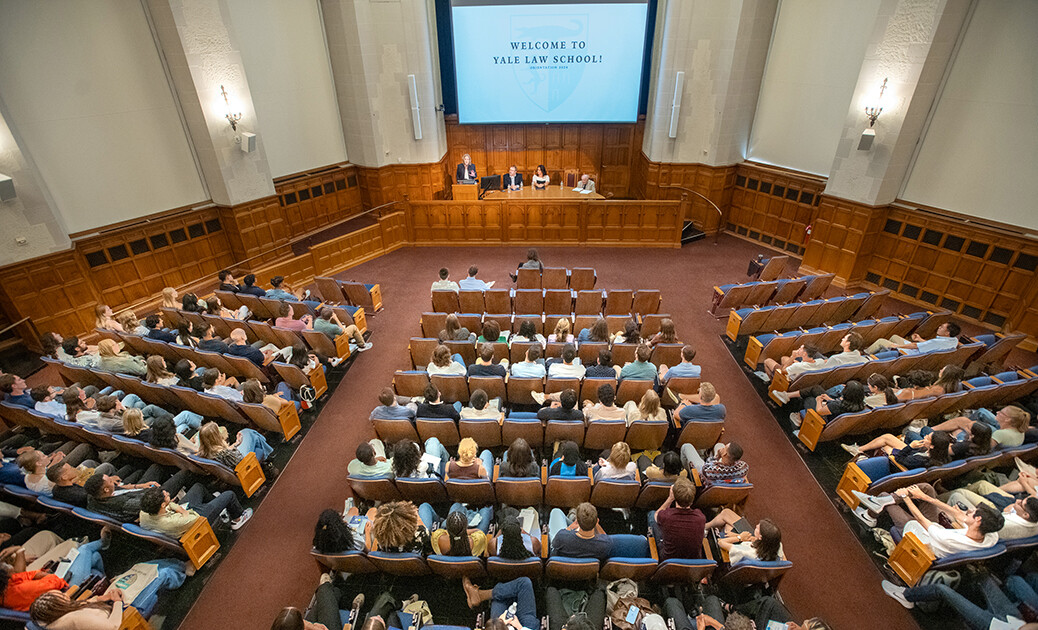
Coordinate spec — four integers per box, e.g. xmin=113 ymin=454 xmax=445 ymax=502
xmin=490 ymin=513 xmax=540 ymax=559
xmin=705 ymin=508 xmax=785 ymax=564
xmin=28 ymin=589 xmax=125 ymax=628
xmin=432 ymin=509 xmax=488 ymax=556
xmin=313 ymin=503 xmax=375 ymax=553
xmin=367 ymin=500 xmax=432 ymax=554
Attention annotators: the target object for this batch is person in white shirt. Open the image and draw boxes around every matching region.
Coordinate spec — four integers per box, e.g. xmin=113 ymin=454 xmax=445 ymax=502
xmin=593 ymin=442 xmax=635 ymax=482
xmin=431 ymin=268 xmax=460 ymax=294
xmin=458 ymin=265 xmax=495 ymax=291
xmin=201 ymin=368 xmax=243 ymax=402
xmin=460 ymin=389 xmax=504 ymax=422
xmin=820 ymin=332 xmax=869 ymax=367
xmin=763 ymin=344 xmax=826 ymax=380
xmin=865 ymin=321 xmax=961 ymax=355
xmin=547 ymin=344 xmax=585 ymax=379
xmin=860 ymin=483 xmax=1002 ymax=559
xmin=943 ymin=492 xmax=1038 ymax=542
xmin=31 ymin=386 xmax=66 ymax=419
xmin=427 ymin=345 xmax=467 ymax=376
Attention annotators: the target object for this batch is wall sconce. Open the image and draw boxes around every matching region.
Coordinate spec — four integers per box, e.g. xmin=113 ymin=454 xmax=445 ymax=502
xmin=858 ymin=77 xmax=888 ymax=151
xmin=220 ymin=85 xmax=242 ymax=131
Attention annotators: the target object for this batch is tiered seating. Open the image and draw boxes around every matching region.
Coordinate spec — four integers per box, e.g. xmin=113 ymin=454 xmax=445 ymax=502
xmin=314 ymin=276 xmax=383 ymax=313
xmin=743 ymin=309 xmax=949 ymax=368
xmin=726 ymin=289 xmax=890 ymax=341
xmin=710 ymin=273 xmax=835 ymax=314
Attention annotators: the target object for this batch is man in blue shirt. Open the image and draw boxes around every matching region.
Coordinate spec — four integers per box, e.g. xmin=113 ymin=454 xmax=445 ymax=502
xmin=511 ymin=345 xmax=547 ymax=378
xmin=369 ymin=387 xmax=418 ymax=422
xmin=265 ymin=275 xmax=320 ymax=308
xmin=865 ymin=322 xmax=961 ymax=355
xmin=676 ymin=382 xmax=726 ymax=423
xmin=458 ymin=265 xmax=495 ymax=291
xmin=548 ymin=502 xmax=611 ymax=562
xmin=0 ymin=374 xmax=34 ymax=408
xmin=144 ymin=315 xmax=176 ymax=343
xmin=659 ymin=345 xmax=701 ymax=384
xmin=619 ymin=344 xmax=657 ymax=382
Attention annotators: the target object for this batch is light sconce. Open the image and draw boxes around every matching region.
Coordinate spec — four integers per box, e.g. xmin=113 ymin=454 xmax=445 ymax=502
xmin=220 ymin=85 xmax=242 ymax=131
xmin=858 ymin=77 xmax=888 ymax=151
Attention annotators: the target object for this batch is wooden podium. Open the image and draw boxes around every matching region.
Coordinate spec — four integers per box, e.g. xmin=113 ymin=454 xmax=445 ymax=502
xmin=453 ymin=183 xmax=478 ymax=201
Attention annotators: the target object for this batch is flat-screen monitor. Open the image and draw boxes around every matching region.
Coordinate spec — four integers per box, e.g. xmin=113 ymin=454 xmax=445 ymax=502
xmin=450 ymin=0 xmax=651 ymax=124
xmin=480 ymin=174 xmax=502 ymax=191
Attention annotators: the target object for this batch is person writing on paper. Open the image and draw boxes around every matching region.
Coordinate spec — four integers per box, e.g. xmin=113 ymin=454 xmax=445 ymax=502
xmin=503 ymin=166 xmax=523 ymax=191
xmin=457 ymin=154 xmax=477 ymax=183
xmin=575 ymin=174 xmax=596 ymax=193
xmin=531 ymin=165 xmax=549 ymax=189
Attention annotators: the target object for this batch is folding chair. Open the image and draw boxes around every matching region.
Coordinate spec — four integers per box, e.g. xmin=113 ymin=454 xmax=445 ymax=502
xmin=541 ymin=267 xmax=569 ymax=289
xmin=432 ymin=291 xmax=460 ymax=313
xmin=569 ymin=268 xmax=597 ymax=291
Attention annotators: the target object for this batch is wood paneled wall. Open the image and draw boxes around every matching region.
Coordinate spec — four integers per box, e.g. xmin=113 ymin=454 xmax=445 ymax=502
xmin=355 ymin=156 xmax=451 ymax=209
xmin=445 ymin=116 xmax=644 ymax=198
xmin=406 ymin=198 xmax=684 ymax=248
xmin=631 ymin=153 xmax=736 ymax=233
xmin=726 ymin=163 xmax=825 ymax=254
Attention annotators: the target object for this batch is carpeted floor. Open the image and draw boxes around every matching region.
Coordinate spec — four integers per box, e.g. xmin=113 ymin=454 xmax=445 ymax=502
xmin=177 ymin=236 xmax=928 ymax=630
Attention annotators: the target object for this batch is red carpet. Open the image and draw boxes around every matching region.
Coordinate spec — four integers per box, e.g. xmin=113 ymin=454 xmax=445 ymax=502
xmin=179 ymin=237 xmax=927 ymax=630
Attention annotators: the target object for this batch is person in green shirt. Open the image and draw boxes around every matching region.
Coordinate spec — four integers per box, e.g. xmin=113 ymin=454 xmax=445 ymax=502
xmin=477 ymin=320 xmax=509 ymax=344
xmin=139 ymin=486 xmax=252 ymax=536
xmin=313 ymin=308 xmax=372 ymax=352
xmin=619 ymin=344 xmax=658 ymax=383
xmin=348 ymin=440 xmax=394 ymax=477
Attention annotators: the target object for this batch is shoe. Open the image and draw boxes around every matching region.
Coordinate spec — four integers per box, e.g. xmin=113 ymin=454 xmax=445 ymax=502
xmin=882 ymin=580 xmax=914 ymax=609
xmin=852 ymin=505 xmax=877 ymax=527
xmin=840 ymin=443 xmax=861 ymax=457
xmin=343 ymin=497 xmax=354 ymax=516
xmin=231 ymin=508 xmax=254 ymax=530
xmin=853 ymin=490 xmax=895 ymax=512
xmin=352 ymin=593 xmax=365 ymax=609
xmin=531 ymin=391 xmax=546 ymax=405
xmin=753 ymin=370 xmax=771 ymax=383
xmin=357 ymin=343 xmax=373 ymax=352
xmin=219 ymin=509 xmax=231 ymax=524
xmin=100 ymin=526 xmax=112 ymax=550
xmin=771 ymin=390 xmax=791 ymax=405
xmin=789 ymin=412 xmax=803 ymax=428
xmin=329 ymin=357 xmax=343 ymax=367
xmin=319 ymin=572 xmax=333 ymax=585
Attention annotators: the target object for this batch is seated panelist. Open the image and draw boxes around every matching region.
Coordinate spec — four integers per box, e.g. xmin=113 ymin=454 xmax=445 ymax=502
xmin=503 ymin=165 xmax=523 ymax=191
xmin=531 ymin=164 xmax=549 ymax=189
xmin=575 ymin=174 xmax=596 ymax=193
xmin=456 ymin=153 xmax=478 ymax=183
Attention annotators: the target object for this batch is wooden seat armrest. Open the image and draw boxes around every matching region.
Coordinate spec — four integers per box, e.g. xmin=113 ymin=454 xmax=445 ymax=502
xmin=888 ymin=454 xmax=908 ymax=472
xmin=493 ymin=464 xmax=500 ymax=482
xmin=541 ymin=466 xmax=548 ymax=485
xmin=541 ymin=533 xmax=549 ymax=558
xmin=647 ymin=533 xmax=659 ymax=561
xmin=690 ymin=467 xmax=703 ymax=487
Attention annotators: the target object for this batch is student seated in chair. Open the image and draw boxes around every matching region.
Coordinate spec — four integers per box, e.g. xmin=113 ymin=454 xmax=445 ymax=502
xmin=637 ymin=450 xmax=687 ymax=482
xmin=227 ymin=328 xmax=287 ymax=367
xmin=865 ymin=321 xmax=961 ymax=355
xmin=858 ymin=483 xmax=1002 ymax=558
xmin=762 ymin=344 xmax=826 ymax=381
xmin=478 ymin=320 xmax=510 ymax=344
xmin=584 ymin=349 xmax=619 ymax=379
xmin=547 ymin=502 xmax=611 ymax=562
xmin=59 ymin=336 xmax=100 ymax=369
xmin=218 ymin=269 xmax=241 ymax=293
xmin=427 ymin=344 xmax=467 ymax=376
xmin=460 ymin=388 xmax=504 ymax=422
xmin=764 ymin=332 xmax=868 ymax=379
xmin=619 ymin=344 xmax=656 ymax=382
xmin=369 ymin=387 xmax=417 ymax=422
xmin=510 ymin=321 xmax=545 ymax=348
xmin=84 ymin=468 xmax=191 ymax=522
xmin=431 ymin=267 xmax=459 ymax=294
xmin=274 ymin=303 xmax=314 ymax=332
xmin=239 ymin=273 xmax=267 ymax=298
xmin=500 ymin=438 xmax=538 ymax=478
xmin=467 ymin=343 xmax=508 ymax=377
xmin=648 ymin=477 xmax=705 ymax=560
xmin=510 ymin=345 xmax=546 ymax=378
xmin=576 ymin=318 xmax=610 ymax=344
xmin=369 ymin=500 xmax=432 ymax=554
xmin=705 ymin=508 xmax=784 ymax=564
xmin=143 ymin=314 xmax=176 ymax=343
xmin=446 ymin=438 xmax=493 ymax=480
xmin=582 ymin=384 xmax=625 ymax=422
xmin=313 ymin=307 xmax=372 ymax=351
xmin=462 ymin=576 xmax=539 ymax=630
xmin=658 ymin=344 xmax=700 ymax=383
xmin=647 ymin=318 xmax=678 ymax=347
xmin=593 ymin=442 xmax=636 ymax=482
xmin=548 ymin=441 xmax=587 ymax=478
xmin=96 ymin=339 xmax=147 ymax=377
xmin=458 ymin=265 xmax=495 ymax=291
xmin=533 ymin=388 xmax=584 ymax=423
xmin=675 ymin=382 xmax=725 ymax=423
xmin=265 ymin=275 xmax=319 ymax=308
xmin=776 ymin=379 xmax=867 ymax=428
xmin=929 ymin=405 xmax=1031 ymax=448
xmin=348 ymin=439 xmax=393 ymax=478
xmin=441 ymin=313 xmax=477 ymax=343
xmin=139 ymin=485 xmax=252 ymax=535
xmin=623 ymin=389 xmax=666 ymax=426
xmin=196 ymin=422 xmax=273 ymax=468
xmin=432 ymin=508 xmax=488 ymax=556
xmin=391 ymin=438 xmax=450 ymax=479
xmin=416 ymin=383 xmax=461 ymax=421
xmin=681 ymin=441 xmax=748 ymax=485
xmin=546 ymin=343 xmax=584 ymax=379
xmin=202 ymin=368 xmax=244 ymax=402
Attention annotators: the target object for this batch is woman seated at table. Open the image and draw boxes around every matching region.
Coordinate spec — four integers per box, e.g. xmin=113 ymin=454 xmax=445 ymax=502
xmin=531 ymin=165 xmax=549 ymax=189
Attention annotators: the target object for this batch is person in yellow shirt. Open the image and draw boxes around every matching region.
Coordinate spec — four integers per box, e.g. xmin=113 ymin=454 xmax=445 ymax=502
xmin=138 ymin=486 xmax=252 ymax=536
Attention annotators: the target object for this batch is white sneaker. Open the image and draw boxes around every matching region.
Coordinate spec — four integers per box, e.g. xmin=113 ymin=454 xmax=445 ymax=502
xmin=788 ymin=412 xmax=803 ymax=427
xmin=753 ymin=371 xmax=771 ymax=383
xmin=319 ymin=571 xmax=333 ymax=585
xmin=231 ymin=507 xmax=254 ymax=530
xmin=852 ymin=505 xmax=877 ymax=527
xmin=329 ymin=357 xmax=343 ymax=367
xmin=853 ymin=490 xmax=895 ymax=512
xmin=357 ymin=342 xmax=373 ymax=352
xmin=530 ymin=391 xmax=546 ymax=405
xmin=771 ymin=390 xmax=791 ymax=405
xmin=882 ymin=580 xmax=914 ymax=609
xmin=840 ymin=443 xmax=861 ymax=457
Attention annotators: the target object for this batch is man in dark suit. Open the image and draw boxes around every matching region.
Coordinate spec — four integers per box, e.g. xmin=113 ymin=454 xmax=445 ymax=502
xmin=456 ymin=153 xmax=477 ymax=182
xmin=503 ymin=165 xmax=523 ymax=191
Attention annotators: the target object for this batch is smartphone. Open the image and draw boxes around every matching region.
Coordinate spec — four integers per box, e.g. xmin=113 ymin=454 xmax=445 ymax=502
xmin=956 ymin=502 xmax=968 ymax=511
xmin=625 ymin=607 xmax=640 ymax=624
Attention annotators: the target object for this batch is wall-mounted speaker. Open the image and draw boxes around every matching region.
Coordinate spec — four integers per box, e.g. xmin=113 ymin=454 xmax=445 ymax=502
xmin=240 ymin=132 xmax=256 ymax=153
xmin=668 ymin=71 xmax=684 ymax=139
xmin=408 ymin=74 xmax=422 ymax=140
xmin=0 ymin=174 xmax=14 ymax=201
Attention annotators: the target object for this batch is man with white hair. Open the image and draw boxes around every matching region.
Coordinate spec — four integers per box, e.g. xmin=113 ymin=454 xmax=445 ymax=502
xmin=575 ymin=174 xmax=596 ymax=193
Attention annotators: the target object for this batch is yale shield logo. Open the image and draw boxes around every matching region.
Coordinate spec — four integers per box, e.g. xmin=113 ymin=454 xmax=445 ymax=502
xmin=510 ymin=14 xmax=588 ymax=113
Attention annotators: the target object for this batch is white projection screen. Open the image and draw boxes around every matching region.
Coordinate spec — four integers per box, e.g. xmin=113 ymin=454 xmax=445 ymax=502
xmin=450 ymin=0 xmax=650 ymax=123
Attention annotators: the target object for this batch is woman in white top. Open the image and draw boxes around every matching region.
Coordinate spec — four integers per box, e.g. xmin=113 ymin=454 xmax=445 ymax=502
xmin=594 ymin=442 xmax=637 ymax=482
xmin=623 ymin=390 xmax=667 ymax=427
xmin=531 ymin=165 xmax=549 ymax=189
xmin=546 ymin=319 xmax=575 ymax=344
xmin=510 ymin=320 xmax=546 ymax=348
xmin=427 ymin=344 xmax=467 ymax=376
xmin=18 ymin=450 xmax=58 ymax=495
xmin=145 ymin=355 xmax=178 ymax=387
xmin=706 ymin=508 xmax=784 ymax=564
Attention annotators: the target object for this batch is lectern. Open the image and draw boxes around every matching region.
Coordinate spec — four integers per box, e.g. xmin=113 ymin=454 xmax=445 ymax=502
xmin=453 ymin=183 xmax=478 ymax=201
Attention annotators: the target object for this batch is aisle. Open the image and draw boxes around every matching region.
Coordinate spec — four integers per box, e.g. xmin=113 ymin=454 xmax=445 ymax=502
xmin=179 ymin=238 xmax=920 ymax=630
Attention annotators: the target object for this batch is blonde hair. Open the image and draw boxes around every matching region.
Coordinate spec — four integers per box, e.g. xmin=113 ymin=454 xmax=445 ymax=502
xmin=145 ymin=355 xmax=173 ymax=383
xmin=607 ymin=442 xmax=631 ymax=469
xmin=698 ymin=382 xmax=716 ymax=403
xmin=371 ymin=501 xmax=420 ymax=549
xmin=118 ymin=311 xmax=139 ymax=330
xmin=637 ymin=389 xmax=661 ymax=419
xmin=197 ymin=422 xmax=230 ymax=458
xmin=97 ymin=338 xmax=121 ymax=357
xmin=122 ymin=408 xmax=146 ymax=436
xmin=457 ymin=437 xmax=477 ymax=465
xmin=162 ymin=287 xmax=178 ymax=309
xmin=1003 ymin=406 xmax=1031 ymax=432
xmin=553 ymin=318 xmax=571 ymax=338
xmin=94 ymin=305 xmax=111 ymax=329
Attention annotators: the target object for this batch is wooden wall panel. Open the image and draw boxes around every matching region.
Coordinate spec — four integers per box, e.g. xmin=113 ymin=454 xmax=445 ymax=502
xmin=444 ymin=117 xmax=643 ymax=198
xmin=727 ymin=163 xmax=825 ymax=254
xmin=632 ymin=154 xmax=735 ymax=234
xmin=0 ymin=251 xmax=97 ymax=338
xmin=356 ymin=157 xmax=451 ymax=209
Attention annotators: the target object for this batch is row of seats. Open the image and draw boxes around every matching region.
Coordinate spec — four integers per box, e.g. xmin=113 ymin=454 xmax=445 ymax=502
xmin=421 ymin=312 xmax=673 ymax=340
xmin=310 ymin=533 xmax=791 ymax=586
xmin=372 ymin=406 xmax=719 ymax=452
xmin=513 ymin=266 xmax=598 ymax=291
xmin=769 ymin=341 xmax=986 ymax=395
xmin=727 ymin=289 xmax=889 ymax=341
xmin=432 ymin=288 xmax=662 ymax=317
xmin=313 ymin=276 xmax=383 ymax=313
xmin=94 ymin=327 xmax=328 ymax=396
xmin=743 ymin=310 xmax=946 ymax=368
xmin=711 ymin=273 xmax=835 ymax=314
xmin=409 ymin=337 xmax=685 ymax=372
xmin=45 ymin=356 xmax=305 ymax=437
xmin=796 ymin=368 xmax=1038 ymax=450
xmin=348 ymin=467 xmax=747 ymax=512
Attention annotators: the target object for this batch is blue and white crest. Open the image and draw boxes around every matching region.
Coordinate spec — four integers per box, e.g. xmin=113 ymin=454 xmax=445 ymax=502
xmin=510 ymin=14 xmax=588 ymax=113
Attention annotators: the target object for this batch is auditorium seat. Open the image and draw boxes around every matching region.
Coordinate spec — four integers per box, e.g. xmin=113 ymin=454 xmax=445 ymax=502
xmin=541 ymin=267 xmax=569 ymax=289
xmin=394 ymin=370 xmax=431 ymax=398
xmin=502 ymin=414 xmax=544 ymax=447
xmin=590 ymin=477 xmax=640 ymax=509
xmin=367 ymin=551 xmax=431 ymax=576
xmin=432 ymin=290 xmax=460 ymax=313
xmin=371 ymin=417 xmax=420 ymax=444
xmin=445 ymin=477 xmax=495 ymax=505
xmin=546 ymin=557 xmax=599 ymax=581
xmin=484 ymin=289 xmax=512 ymax=314
xmin=575 ymin=290 xmax=605 ymax=315
xmin=311 ymin=549 xmax=378 ymax=574
xmin=395 ymin=477 xmax=448 ymax=504
xmin=416 ymin=417 xmax=461 ymax=446
xmin=545 ymin=474 xmax=592 ymax=508
xmin=568 ymin=268 xmax=597 ymax=291
xmin=517 ymin=267 xmax=541 ymax=289
xmin=460 ymin=418 xmax=502 ymax=448
xmin=601 ymin=534 xmax=657 ymax=581
xmin=467 ymin=375 xmax=507 ymax=402
xmin=583 ymin=420 xmax=626 ymax=451
xmin=428 ymin=555 xmax=486 ymax=579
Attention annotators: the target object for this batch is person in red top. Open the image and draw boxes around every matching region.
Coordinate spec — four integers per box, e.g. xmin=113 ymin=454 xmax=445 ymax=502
xmin=0 ymin=531 xmax=109 ymax=611
xmin=274 ymin=303 xmax=312 ymax=332
xmin=649 ymin=477 xmax=706 ymax=560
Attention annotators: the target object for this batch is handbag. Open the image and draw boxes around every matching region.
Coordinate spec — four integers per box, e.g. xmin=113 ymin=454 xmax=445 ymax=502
xmin=606 ymin=578 xmax=638 ymax=612
xmin=610 ymin=595 xmax=652 ymax=630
